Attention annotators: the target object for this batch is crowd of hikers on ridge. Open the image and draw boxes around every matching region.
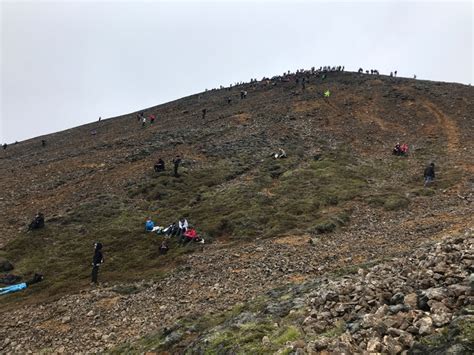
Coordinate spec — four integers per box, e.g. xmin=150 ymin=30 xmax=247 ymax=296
xmin=1 ymin=65 xmax=441 ymax=292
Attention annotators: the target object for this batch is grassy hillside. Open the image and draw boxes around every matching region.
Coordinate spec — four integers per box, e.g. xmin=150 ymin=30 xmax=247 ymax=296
xmin=0 ymin=71 xmax=472 ymax=307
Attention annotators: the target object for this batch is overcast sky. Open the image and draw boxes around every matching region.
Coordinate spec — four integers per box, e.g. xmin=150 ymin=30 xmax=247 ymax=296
xmin=1 ymin=0 xmax=472 ymax=143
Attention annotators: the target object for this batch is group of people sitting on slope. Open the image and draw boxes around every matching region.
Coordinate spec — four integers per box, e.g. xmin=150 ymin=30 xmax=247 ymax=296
xmin=145 ymin=216 xmax=204 ymax=245
xmin=392 ymin=142 xmax=409 ymax=156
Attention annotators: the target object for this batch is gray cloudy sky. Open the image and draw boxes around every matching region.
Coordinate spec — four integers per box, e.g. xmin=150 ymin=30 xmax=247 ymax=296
xmin=1 ymin=0 xmax=472 ymax=143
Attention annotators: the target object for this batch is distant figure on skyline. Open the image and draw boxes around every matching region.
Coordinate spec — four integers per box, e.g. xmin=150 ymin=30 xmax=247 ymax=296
xmin=98 ymin=116 xmax=102 ymax=122
xmin=3 ymin=143 xmax=7 ymax=150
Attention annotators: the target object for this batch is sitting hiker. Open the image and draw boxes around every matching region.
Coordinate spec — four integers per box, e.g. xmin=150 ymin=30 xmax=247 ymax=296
xmin=178 ymin=217 xmax=188 ymax=237
xmin=164 ymin=222 xmax=179 ymax=237
xmin=181 ymin=228 xmax=205 ymax=244
xmin=0 ymin=274 xmax=22 ymax=285
xmin=0 ymin=273 xmax=43 ymax=296
xmin=28 ymin=212 xmax=45 ymax=231
xmin=400 ymin=143 xmax=409 ymax=155
xmin=424 ymin=162 xmax=435 ymax=187
xmin=273 ymin=148 xmax=287 ymax=159
xmin=159 ymin=240 xmax=169 ymax=255
xmin=145 ymin=217 xmax=162 ymax=232
xmin=392 ymin=143 xmax=402 ymax=156
xmin=145 ymin=216 xmax=155 ymax=231
xmin=154 ymin=158 xmax=165 ymax=172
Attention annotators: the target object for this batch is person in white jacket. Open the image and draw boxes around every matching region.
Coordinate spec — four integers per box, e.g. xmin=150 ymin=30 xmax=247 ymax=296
xmin=178 ymin=217 xmax=189 ymax=242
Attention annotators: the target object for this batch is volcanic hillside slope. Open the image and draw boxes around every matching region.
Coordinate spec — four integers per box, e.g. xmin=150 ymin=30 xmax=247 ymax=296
xmin=0 ymin=71 xmax=473 ymax=353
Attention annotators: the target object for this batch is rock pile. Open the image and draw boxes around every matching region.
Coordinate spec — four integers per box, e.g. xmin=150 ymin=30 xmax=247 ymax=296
xmin=297 ymin=233 xmax=473 ymax=353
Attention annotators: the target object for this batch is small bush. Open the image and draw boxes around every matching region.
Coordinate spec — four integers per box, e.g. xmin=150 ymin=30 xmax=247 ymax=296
xmin=384 ymin=195 xmax=409 ymax=211
xmin=313 ymin=220 xmax=337 ymax=234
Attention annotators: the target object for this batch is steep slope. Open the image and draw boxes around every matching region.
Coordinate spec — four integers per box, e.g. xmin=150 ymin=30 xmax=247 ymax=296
xmin=0 ymin=70 xmax=473 ymax=352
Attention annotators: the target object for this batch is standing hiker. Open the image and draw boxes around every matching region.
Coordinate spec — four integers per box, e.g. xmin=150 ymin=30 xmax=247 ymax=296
xmin=172 ymin=155 xmax=182 ymax=177
xmin=423 ymin=163 xmax=435 ymax=187
xmin=41 ymin=140 xmax=46 ymax=147
xmin=2 ymin=143 xmax=7 ymax=150
xmin=142 ymin=116 xmax=147 ymax=127
xmin=91 ymin=242 xmax=104 ymax=284
xmin=202 ymin=108 xmax=207 ymax=119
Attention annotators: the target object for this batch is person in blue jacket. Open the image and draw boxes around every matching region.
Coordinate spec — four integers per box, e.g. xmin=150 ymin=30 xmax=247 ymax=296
xmin=145 ymin=216 xmax=155 ymax=232
xmin=0 ymin=273 xmax=43 ymax=295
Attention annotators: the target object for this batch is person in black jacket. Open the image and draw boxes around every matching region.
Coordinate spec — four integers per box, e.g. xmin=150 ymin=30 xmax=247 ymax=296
xmin=28 ymin=212 xmax=45 ymax=231
xmin=424 ymin=163 xmax=435 ymax=187
xmin=91 ymin=242 xmax=104 ymax=284
xmin=154 ymin=158 xmax=165 ymax=172
xmin=172 ymin=156 xmax=182 ymax=177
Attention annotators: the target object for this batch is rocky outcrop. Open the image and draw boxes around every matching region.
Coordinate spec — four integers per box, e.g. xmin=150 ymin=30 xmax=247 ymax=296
xmin=300 ymin=233 xmax=473 ymax=354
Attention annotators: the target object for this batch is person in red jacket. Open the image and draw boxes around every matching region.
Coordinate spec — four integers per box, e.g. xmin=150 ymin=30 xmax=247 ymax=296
xmin=181 ymin=228 xmax=204 ymax=244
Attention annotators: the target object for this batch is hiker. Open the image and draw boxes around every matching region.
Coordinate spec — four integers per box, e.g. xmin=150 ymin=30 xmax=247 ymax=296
xmin=424 ymin=163 xmax=435 ymax=187
xmin=390 ymin=72 xmax=393 ymax=77
xmin=414 ymin=74 xmax=417 ymax=79
xmin=0 ymin=273 xmax=43 ymax=296
xmin=172 ymin=156 xmax=182 ymax=177
xmin=240 ymin=91 xmax=244 ymax=99
xmin=41 ymin=140 xmax=46 ymax=147
xmin=141 ymin=116 xmax=146 ymax=127
xmin=392 ymin=142 xmax=402 ymax=156
xmin=202 ymin=108 xmax=207 ymax=119
xmin=145 ymin=217 xmax=162 ymax=232
xmin=181 ymin=228 xmax=204 ymax=244
xmin=91 ymin=242 xmax=104 ymax=284
xmin=154 ymin=158 xmax=165 ymax=172
xmin=394 ymin=70 xmax=397 ymax=77
xmin=400 ymin=143 xmax=409 ymax=155
xmin=145 ymin=216 xmax=155 ymax=232
xmin=273 ymin=148 xmax=287 ymax=159
xmin=149 ymin=114 xmax=156 ymax=124
xmin=2 ymin=143 xmax=7 ymax=150
xmin=98 ymin=116 xmax=102 ymax=122
xmin=164 ymin=222 xmax=179 ymax=237
xmin=178 ymin=217 xmax=188 ymax=240
xmin=159 ymin=240 xmax=169 ymax=255
xmin=227 ymin=97 xmax=232 ymax=104
xmin=28 ymin=212 xmax=45 ymax=231
xmin=0 ymin=274 xmax=22 ymax=285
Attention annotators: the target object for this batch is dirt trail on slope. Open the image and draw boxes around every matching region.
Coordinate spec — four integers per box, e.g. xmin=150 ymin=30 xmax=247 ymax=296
xmin=422 ymin=101 xmax=461 ymax=155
